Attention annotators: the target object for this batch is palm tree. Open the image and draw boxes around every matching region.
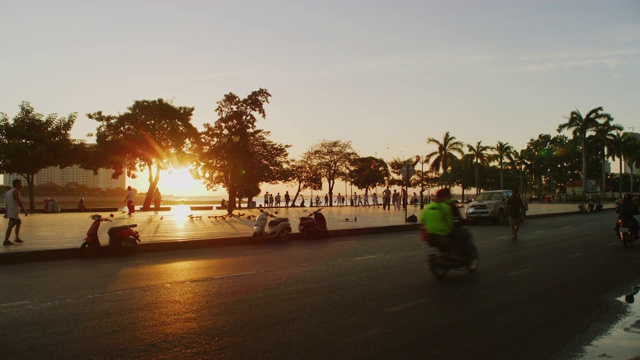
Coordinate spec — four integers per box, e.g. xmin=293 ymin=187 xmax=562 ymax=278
xmin=508 ymin=149 xmax=528 ymax=193
xmin=467 ymin=141 xmax=492 ymax=194
xmin=493 ymin=141 xmax=514 ymax=190
xmin=607 ymin=131 xmax=624 ymax=198
xmin=425 ymin=131 xmax=464 ymax=187
xmin=592 ymin=117 xmax=623 ymax=196
xmin=622 ymin=134 xmax=640 ymax=193
xmin=557 ymin=107 xmax=611 ymax=195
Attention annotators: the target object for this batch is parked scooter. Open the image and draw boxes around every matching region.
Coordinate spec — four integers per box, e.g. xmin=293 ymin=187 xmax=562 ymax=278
xmin=421 ymin=223 xmax=479 ymax=279
xmin=298 ymin=208 xmax=329 ymax=239
xmin=252 ymin=210 xmax=292 ymax=241
xmin=80 ymin=214 xmax=141 ymax=257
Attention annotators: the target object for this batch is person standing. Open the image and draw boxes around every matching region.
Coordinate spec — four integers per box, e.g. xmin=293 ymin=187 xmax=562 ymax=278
xmin=269 ymin=193 xmax=274 ymax=208
xmin=153 ymin=188 xmax=162 ymax=214
xmin=4 ymin=179 xmax=28 ymax=246
xmin=336 ymin=193 xmax=343 ymax=207
xmin=264 ymin=192 xmax=269 ymax=208
xmin=392 ymin=190 xmax=399 ymax=210
xmin=382 ymin=186 xmax=391 ymax=210
xmin=275 ymin=193 xmax=281 ymax=208
xmin=284 ymin=191 xmax=291 ymax=209
xmin=324 ymin=194 xmax=329 ymax=206
xmin=124 ymin=186 xmax=135 ymax=215
xmin=506 ymin=189 xmax=526 ymax=240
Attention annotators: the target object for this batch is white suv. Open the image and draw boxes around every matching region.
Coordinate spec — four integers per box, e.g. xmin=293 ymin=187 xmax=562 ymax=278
xmin=465 ymin=190 xmax=528 ymax=224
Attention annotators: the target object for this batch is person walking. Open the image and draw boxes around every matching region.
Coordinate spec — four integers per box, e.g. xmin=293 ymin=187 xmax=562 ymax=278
xmin=4 ymin=179 xmax=28 ymax=246
xmin=506 ymin=188 xmax=526 ymax=240
xmin=264 ymin=192 xmax=269 ymax=208
xmin=392 ymin=190 xmax=399 ymax=210
xmin=336 ymin=193 xmax=343 ymax=207
xmin=284 ymin=191 xmax=290 ymax=209
xmin=124 ymin=186 xmax=135 ymax=215
xmin=153 ymin=188 xmax=162 ymax=214
xmin=382 ymin=186 xmax=391 ymax=210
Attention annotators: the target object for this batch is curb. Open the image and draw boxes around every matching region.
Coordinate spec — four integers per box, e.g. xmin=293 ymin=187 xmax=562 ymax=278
xmin=0 ymin=224 xmax=421 ymax=265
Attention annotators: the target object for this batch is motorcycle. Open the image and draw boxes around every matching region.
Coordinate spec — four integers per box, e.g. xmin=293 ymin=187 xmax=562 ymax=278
xmin=617 ymin=219 xmax=638 ymax=248
xmin=80 ymin=214 xmax=141 ymax=257
xmin=298 ymin=208 xmax=329 ymax=239
xmin=421 ymin=225 xmax=479 ymax=279
xmin=578 ymin=203 xmax=588 ymax=214
xmin=252 ymin=210 xmax=292 ymax=241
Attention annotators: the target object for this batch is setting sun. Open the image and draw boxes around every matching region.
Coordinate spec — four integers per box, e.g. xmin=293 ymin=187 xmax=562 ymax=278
xmin=127 ymin=167 xmax=211 ymax=197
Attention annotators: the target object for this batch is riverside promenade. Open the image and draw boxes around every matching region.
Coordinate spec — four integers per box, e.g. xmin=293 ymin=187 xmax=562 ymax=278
xmin=0 ymin=202 xmax=612 ymax=263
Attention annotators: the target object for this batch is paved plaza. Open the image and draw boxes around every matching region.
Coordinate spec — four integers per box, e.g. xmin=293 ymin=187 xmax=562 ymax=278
xmin=0 ymin=202 xmax=608 ymax=259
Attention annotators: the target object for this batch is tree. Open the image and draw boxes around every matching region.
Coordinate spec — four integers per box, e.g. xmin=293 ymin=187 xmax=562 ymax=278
xmin=557 ymin=107 xmax=611 ymax=195
xmin=607 ymin=131 xmax=625 ymax=198
xmin=592 ymin=117 xmax=623 ymax=196
xmin=348 ymin=156 xmax=390 ymax=195
xmin=88 ymin=99 xmax=199 ymax=210
xmin=0 ymin=101 xmax=78 ymax=210
xmin=425 ymin=131 xmax=464 ymax=187
xmin=466 ymin=141 xmax=492 ymax=194
xmin=283 ymin=159 xmax=323 ymax=206
xmin=492 ymin=141 xmax=514 ymax=190
xmin=303 ymin=140 xmax=358 ymax=206
xmin=621 ymin=134 xmax=640 ymax=193
xmin=192 ymin=89 xmax=289 ymax=213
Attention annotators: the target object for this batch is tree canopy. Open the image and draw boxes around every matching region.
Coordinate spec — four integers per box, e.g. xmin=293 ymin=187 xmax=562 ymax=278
xmin=87 ymin=98 xmax=199 ymax=209
xmin=0 ymin=101 xmax=78 ymax=210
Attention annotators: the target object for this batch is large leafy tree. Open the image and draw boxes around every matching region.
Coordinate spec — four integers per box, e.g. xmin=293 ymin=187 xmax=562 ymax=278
xmin=492 ymin=141 xmax=514 ymax=190
xmin=283 ymin=159 xmax=323 ymax=206
xmin=348 ymin=156 xmax=390 ymax=195
xmin=0 ymin=101 xmax=78 ymax=210
xmin=303 ymin=140 xmax=358 ymax=206
xmin=557 ymin=107 xmax=611 ymax=195
xmin=466 ymin=141 xmax=492 ymax=194
xmin=88 ymin=99 xmax=198 ymax=209
xmin=192 ymin=89 xmax=289 ymax=213
xmin=425 ymin=131 xmax=464 ymax=187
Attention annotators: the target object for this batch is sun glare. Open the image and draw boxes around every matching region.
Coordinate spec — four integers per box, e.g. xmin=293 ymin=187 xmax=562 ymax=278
xmin=157 ymin=167 xmax=208 ymax=197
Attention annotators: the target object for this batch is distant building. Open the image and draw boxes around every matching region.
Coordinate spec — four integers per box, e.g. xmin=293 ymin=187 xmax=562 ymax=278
xmin=2 ymin=165 xmax=126 ymax=190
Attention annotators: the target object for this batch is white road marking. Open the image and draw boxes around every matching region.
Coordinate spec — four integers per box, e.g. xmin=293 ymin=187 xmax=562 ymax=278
xmin=496 ymin=236 xmax=509 ymax=239
xmin=0 ymin=301 xmax=30 ymax=308
xmin=96 ymin=260 xmax=146 ymax=267
xmin=534 ymin=230 xmax=545 ymax=234
xmin=507 ymin=269 xmax=531 ymax=277
xmin=212 ymin=271 xmax=257 ymax=279
xmin=354 ymin=255 xmax=382 ymax=260
xmin=385 ymin=299 xmax=425 ymax=312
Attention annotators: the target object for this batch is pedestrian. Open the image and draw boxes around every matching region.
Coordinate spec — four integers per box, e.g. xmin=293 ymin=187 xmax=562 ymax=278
xmin=269 ymin=193 xmax=274 ymax=208
xmin=275 ymin=193 xmax=281 ymax=208
xmin=364 ymin=190 xmax=370 ymax=206
xmin=316 ymin=194 xmax=321 ymax=206
xmin=336 ymin=193 xmax=343 ymax=207
xmin=284 ymin=191 xmax=290 ymax=208
xmin=4 ymin=179 xmax=28 ymax=246
xmin=372 ymin=192 xmax=378 ymax=207
xmin=264 ymin=192 xmax=269 ymax=208
xmin=300 ymin=195 xmax=305 ymax=207
xmin=382 ymin=186 xmax=391 ymax=210
xmin=506 ymin=188 xmax=526 ymax=240
xmin=392 ymin=190 xmax=399 ymax=210
xmin=77 ymin=197 xmax=87 ymax=211
xmin=325 ymin=194 xmax=329 ymax=206
xmin=357 ymin=194 xmax=363 ymax=206
xmin=124 ymin=186 xmax=135 ymax=215
xmin=153 ymin=188 xmax=162 ymax=214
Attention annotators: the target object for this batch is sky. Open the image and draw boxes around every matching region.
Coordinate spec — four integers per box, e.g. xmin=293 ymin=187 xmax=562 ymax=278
xmin=1 ymin=0 xmax=639 ymax=197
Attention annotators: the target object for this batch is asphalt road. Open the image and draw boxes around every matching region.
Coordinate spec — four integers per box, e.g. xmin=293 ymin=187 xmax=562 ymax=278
xmin=1 ymin=211 xmax=639 ymax=359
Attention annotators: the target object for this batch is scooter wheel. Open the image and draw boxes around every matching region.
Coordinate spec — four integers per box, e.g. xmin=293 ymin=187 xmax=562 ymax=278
xmin=430 ymin=261 xmax=448 ymax=279
xmin=80 ymin=241 xmax=93 ymax=258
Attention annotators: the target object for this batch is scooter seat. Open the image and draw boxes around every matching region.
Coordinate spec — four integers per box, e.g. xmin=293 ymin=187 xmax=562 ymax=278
xmin=269 ymin=218 xmax=289 ymax=227
xmin=107 ymin=225 xmax=135 ymax=235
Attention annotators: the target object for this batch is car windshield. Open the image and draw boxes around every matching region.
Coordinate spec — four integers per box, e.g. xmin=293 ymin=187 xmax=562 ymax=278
xmin=476 ymin=192 xmax=510 ymax=201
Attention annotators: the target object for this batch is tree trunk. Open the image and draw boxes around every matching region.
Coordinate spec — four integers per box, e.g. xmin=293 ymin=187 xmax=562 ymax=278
xmin=619 ymin=157 xmax=623 ymax=198
xmin=142 ymin=163 xmax=160 ymax=210
xmin=582 ymin=138 xmax=588 ymax=195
